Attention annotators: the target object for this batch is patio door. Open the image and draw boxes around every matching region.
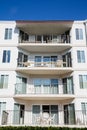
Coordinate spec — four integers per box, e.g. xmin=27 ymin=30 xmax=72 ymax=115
xmin=32 ymin=105 xmax=40 ymax=124
xmin=63 ymin=77 xmax=73 ymax=94
xmin=42 ymin=105 xmax=58 ymax=125
xmin=13 ymin=104 xmax=25 ymax=124
xmin=16 ymin=76 xmax=27 ymax=94
xmin=34 ymin=79 xmax=41 ymax=94
xmin=64 ymin=103 xmax=75 ymax=124
xmin=62 ymin=52 xmax=72 ymax=67
xmin=43 ymin=79 xmax=50 ymax=94
xmin=35 ymin=56 xmax=41 ymax=66
xmin=51 ymin=79 xmax=58 ymax=94
xmin=17 ymin=52 xmax=28 ymax=67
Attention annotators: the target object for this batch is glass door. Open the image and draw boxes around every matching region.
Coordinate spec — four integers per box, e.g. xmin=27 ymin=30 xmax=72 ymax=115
xmin=51 ymin=56 xmax=57 ymax=67
xmin=13 ymin=104 xmax=25 ymax=124
xmin=13 ymin=104 xmax=20 ymax=124
xmin=43 ymin=56 xmax=50 ymax=66
xmin=17 ymin=52 xmax=28 ymax=67
xmin=50 ymin=105 xmax=58 ymax=125
xmin=34 ymin=79 xmax=41 ymax=94
xmin=64 ymin=104 xmax=75 ymax=124
xmin=32 ymin=105 xmax=40 ymax=124
xmin=51 ymin=79 xmax=58 ymax=94
xmin=16 ymin=76 xmax=27 ymax=94
xmin=67 ymin=77 xmax=74 ymax=94
xmin=43 ymin=79 xmax=50 ymax=94
xmin=63 ymin=77 xmax=73 ymax=94
xmin=35 ymin=56 xmax=41 ymax=66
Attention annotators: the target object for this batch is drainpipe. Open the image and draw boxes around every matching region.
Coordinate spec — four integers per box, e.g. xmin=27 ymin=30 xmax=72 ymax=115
xmin=84 ymin=20 xmax=87 ymax=46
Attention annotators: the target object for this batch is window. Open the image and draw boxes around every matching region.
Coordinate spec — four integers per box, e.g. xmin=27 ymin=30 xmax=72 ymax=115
xmin=0 ymin=75 xmax=9 ymax=89
xmin=81 ymin=102 xmax=87 ymax=115
xmin=0 ymin=102 xmax=6 ymax=115
xmin=77 ymin=51 xmax=85 ymax=63
xmin=79 ymin=75 xmax=87 ymax=89
xmin=2 ymin=50 xmax=11 ymax=63
xmin=4 ymin=28 xmax=12 ymax=39
xmin=75 ymin=28 xmax=83 ymax=40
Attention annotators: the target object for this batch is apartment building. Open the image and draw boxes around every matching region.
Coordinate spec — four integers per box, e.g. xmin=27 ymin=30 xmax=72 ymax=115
xmin=0 ymin=20 xmax=87 ymax=126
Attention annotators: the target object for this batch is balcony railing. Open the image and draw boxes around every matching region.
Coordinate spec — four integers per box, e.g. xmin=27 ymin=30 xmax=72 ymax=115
xmin=17 ymin=60 xmax=71 ymax=68
xmin=1 ymin=110 xmax=87 ymax=126
xmin=15 ymin=83 xmax=74 ymax=95
xmin=19 ymin=35 xmax=71 ymax=44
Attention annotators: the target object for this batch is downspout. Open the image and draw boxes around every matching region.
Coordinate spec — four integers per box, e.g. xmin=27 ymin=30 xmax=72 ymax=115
xmin=84 ymin=20 xmax=87 ymax=46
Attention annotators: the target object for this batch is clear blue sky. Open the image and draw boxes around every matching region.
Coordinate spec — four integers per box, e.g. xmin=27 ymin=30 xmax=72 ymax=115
xmin=0 ymin=0 xmax=87 ymax=20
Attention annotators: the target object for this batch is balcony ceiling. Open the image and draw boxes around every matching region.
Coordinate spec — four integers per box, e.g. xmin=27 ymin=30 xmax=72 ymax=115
xmin=16 ymin=20 xmax=73 ymax=35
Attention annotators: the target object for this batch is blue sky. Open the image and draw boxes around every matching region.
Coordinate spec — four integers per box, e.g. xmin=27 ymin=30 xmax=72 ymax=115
xmin=0 ymin=0 xmax=87 ymax=20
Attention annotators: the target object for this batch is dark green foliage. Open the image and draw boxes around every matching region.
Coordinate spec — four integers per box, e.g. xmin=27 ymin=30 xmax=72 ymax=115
xmin=0 ymin=126 xmax=87 ymax=130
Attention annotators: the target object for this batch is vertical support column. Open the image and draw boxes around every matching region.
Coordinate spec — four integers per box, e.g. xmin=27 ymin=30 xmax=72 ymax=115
xmin=59 ymin=79 xmax=63 ymax=94
xmin=58 ymin=104 xmax=64 ymax=125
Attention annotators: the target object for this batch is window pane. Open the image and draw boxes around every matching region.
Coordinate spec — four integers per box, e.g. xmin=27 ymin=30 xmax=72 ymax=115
xmin=77 ymin=51 xmax=85 ymax=63
xmin=2 ymin=50 xmax=6 ymax=62
xmin=79 ymin=75 xmax=83 ymax=88
xmin=9 ymin=29 xmax=12 ymax=39
xmin=83 ymin=75 xmax=87 ymax=89
xmin=4 ymin=29 xmax=8 ymax=39
xmin=33 ymin=105 xmax=40 ymax=113
xmin=75 ymin=28 xmax=83 ymax=40
xmin=81 ymin=51 xmax=85 ymax=63
xmin=43 ymin=56 xmax=50 ymax=62
xmin=0 ymin=102 xmax=6 ymax=115
xmin=0 ymin=75 xmax=4 ymax=88
xmin=79 ymin=29 xmax=83 ymax=40
xmin=81 ymin=103 xmax=86 ymax=115
xmin=3 ymin=75 xmax=8 ymax=88
xmin=0 ymin=75 xmax=8 ymax=89
xmin=7 ymin=51 xmax=10 ymax=62
xmin=2 ymin=50 xmax=11 ymax=63
xmin=4 ymin=28 xmax=12 ymax=39
xmin=77 ymin=51 xmax=81 ymax=63
xmin=75 ymin=29 xmax=79 ymax=40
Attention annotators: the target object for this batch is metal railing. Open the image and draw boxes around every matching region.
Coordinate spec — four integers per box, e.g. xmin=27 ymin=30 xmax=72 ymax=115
xmin=19 ymin=35 xmax=71 ymax=44
xmin=1 ymin=110 xmax=87 ymax=126
xmin=17 ymin=60 xmax=71 ymax=68
xmin=14 ymin=83 xmax=74 ymax=95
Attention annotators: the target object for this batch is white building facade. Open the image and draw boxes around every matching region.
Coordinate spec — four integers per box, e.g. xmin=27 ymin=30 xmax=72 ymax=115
xmin=0 ymin=20 xmax=87 ymax=126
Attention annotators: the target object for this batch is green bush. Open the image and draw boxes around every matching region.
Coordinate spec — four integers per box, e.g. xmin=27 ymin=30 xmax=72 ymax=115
xmin=0 ymin=127 xmax=87 ymax=130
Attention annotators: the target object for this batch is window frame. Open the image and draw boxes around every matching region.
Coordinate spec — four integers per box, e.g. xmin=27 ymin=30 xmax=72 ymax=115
xmin=79 ymin=75 xmax=87 ymax=89
xmin=2 ymin=50 xmax=11 ymax=63
xmin=75 ymin=28 xmax=83 ymax=40
xmin=77 ymin=50 xmax=85 ymax=63
xmin=0 ymin=75 xmax=9 ymax=89
xmin=4 ymin=28 xmax=12 ymax=40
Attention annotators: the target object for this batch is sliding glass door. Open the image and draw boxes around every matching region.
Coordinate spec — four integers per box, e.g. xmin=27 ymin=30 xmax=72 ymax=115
xmin=34 ymin=79 xmax=41 ymax=94
xmin=13 ymin=104 xmax=25 ymax=124
xmin=63 ymin=77 xmax=74 ymax=94
xmin=64 ymin=104 xmax=75 ymax=124
xmin=34 ymin=79 xmax=58 ymax=94
xmin=15 ymin=76 xmax=27 ymax=94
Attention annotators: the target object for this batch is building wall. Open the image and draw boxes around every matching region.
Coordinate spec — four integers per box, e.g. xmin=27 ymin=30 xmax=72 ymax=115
xmin=0 ymin=20 xmax=87 ymax=125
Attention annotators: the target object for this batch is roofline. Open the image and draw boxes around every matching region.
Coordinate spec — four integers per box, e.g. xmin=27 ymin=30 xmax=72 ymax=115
xmin=16 ymin=20 xmax=74 ymax=24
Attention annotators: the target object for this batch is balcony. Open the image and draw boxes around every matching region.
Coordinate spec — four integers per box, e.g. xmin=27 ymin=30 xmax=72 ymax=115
xmin=17 ymin=20 xmax=73 ymax=53
xmin=14 ymin=82 xmax=74 ymax=100
xmin=16 ymin=59 xmax=73 ymax=76
xmin=1 ymin=110 xmax=87 ymax=126
xmin=18 ymin=35 xmax=71 ymax=53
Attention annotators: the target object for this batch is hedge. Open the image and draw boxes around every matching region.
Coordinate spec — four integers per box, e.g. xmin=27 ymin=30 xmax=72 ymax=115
xmin=0 ymin=127 xmax=87 ymax=130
